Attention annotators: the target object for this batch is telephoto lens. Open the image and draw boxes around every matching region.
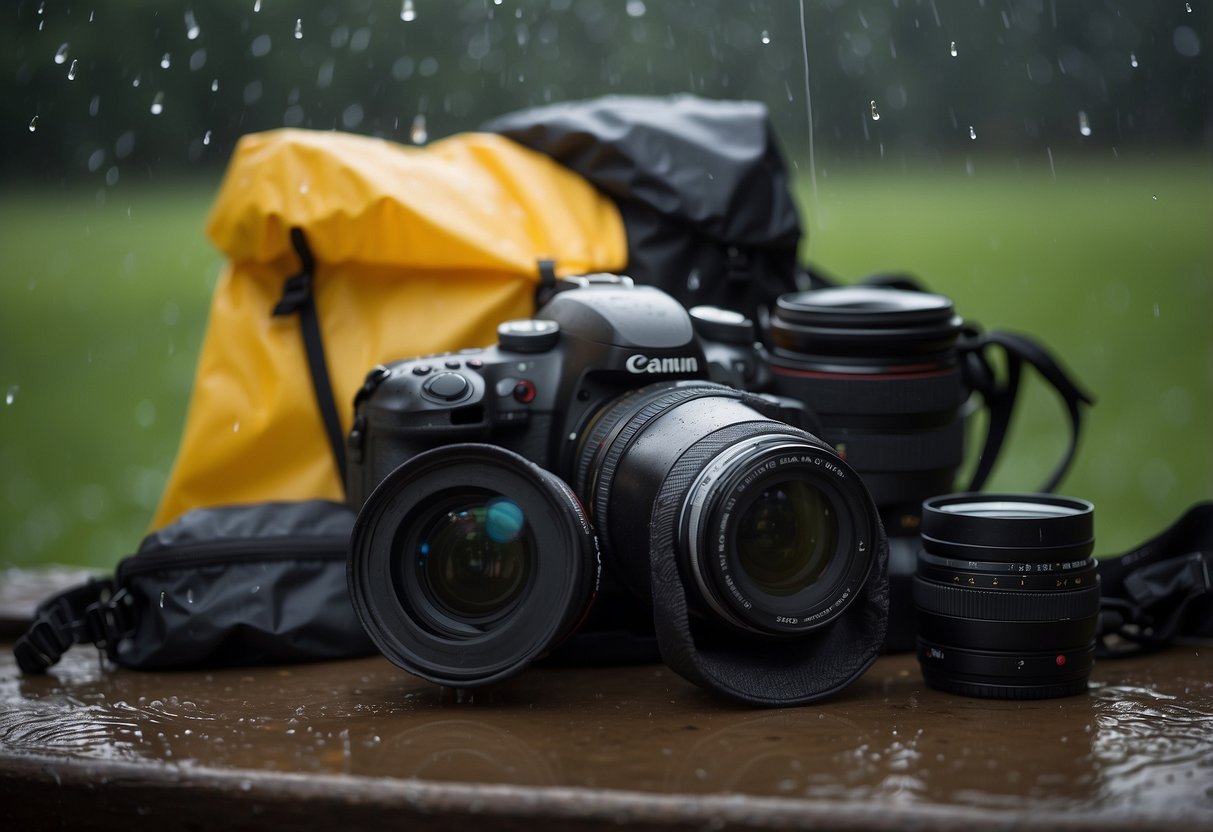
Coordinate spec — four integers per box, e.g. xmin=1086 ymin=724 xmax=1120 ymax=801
xmin=913 ymin=493 xmax=1100 ymax=699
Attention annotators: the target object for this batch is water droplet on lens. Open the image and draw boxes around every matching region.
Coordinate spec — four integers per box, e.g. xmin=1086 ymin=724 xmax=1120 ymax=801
xmin=28 ymin=116 xmax=38 ymax=132
xmin=150 ymin=92 xmax=165 ymax=115
xmin=54 ymin=43 xmax=69 ymax=65
xmin=410 ymin=113 xmax=428 ymax=144
xmin=401 ymin=0 xmax=416 ymax=21
xmin=160 ymin=52 xmax=171 ymax=69
xmin=67 ymin=59 xmax=78 ymax=80
xmin=949 ymin=41 xmax=957 ymax=57
xmin=969 ymin=125 xmax=977 ymax=140
xmin=760 ymin=30 xmax=771 ymax=44
xmin=870 ymin=100 xmax=881 ymax=121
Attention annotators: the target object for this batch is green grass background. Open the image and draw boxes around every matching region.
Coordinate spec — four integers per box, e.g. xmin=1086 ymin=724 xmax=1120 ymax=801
xmin=1 ymin=151 xmax=1211 ymax=571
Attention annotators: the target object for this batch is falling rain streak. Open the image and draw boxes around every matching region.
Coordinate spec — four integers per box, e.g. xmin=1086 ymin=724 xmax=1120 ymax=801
xmin=150 ymin=92 xmax=165 ymax=115
xmin=54 ymin=43 xmax=69 ymax=65
xmin=28 ymin=116 xmax=38 ymax=132
xmin=401 ymin=0 xmax=416 ymax=22
xmin=185 ymin=11 xmax=200 ymax=40
xmin=161 ymin=53 xmax=171 ymax=70
xmin=1079 ymin=111 xmax=1092 ymax=137
xmin=294 ymin=19 xmax=303 ymax=39
xmin=969 ymin=125 xmax=977 ymax=140
xmin=761 ymin=30 xmax=771 ymax=44
xmin=410 ymin=114 xmax=428 ymax=144
xmin=950 ymin=41 xmax=957 ymax=57
xmin=68 ymin=60 xmax=78 ymax=80
xmin=870 ymin=100 xmax=881 ymax=121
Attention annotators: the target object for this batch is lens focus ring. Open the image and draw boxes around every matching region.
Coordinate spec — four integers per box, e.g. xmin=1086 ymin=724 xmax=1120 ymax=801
xmin=912 ymin=576 xmax=1100 ymax=622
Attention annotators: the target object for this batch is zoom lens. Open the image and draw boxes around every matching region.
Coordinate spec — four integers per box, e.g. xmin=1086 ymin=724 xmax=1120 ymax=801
xmin=577 ymin=382 xmax=878 ymax=636
xmin=766 ymin=287 xmax=966 ymax=518
xmin=913 ymin=493 xmax=1099 ymax=699
xmin=349 ymin=444 xmax=599 ymax=687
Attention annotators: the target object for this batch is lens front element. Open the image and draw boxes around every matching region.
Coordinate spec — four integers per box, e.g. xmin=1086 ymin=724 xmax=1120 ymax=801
xmin=735 ymin=480 xmax=838 ymax=597
xmin=419 ymin=497 xmax=532 ymax=619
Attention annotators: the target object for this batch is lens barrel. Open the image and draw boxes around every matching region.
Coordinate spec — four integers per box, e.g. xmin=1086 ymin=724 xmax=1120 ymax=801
xmin=577 ymin=382 xmax=879 ymax=637
xmin=766 ymin=287 xmax=967 ymax=515
xmin=913 ymin=493 xmax=1099 ymax=699
xmin=348 ymin=444 xmax=599 ymax=687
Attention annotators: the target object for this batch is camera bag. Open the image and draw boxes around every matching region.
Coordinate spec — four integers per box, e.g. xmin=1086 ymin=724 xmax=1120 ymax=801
xmin=484 ymin=94 xmax=805 ymax=319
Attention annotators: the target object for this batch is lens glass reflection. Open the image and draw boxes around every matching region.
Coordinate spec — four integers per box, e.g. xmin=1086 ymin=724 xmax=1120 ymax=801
xmin=734 ymin=480 xmax=838 ymax=596
xmin=418 ymin=497 xmax=531 ymax=618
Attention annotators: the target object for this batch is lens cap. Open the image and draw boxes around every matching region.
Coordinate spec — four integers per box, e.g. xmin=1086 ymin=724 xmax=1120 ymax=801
xmin=770 ymin=286 xmax=963 ymax=360
xmin=921 ymin=493 xmax=1095 ymax=563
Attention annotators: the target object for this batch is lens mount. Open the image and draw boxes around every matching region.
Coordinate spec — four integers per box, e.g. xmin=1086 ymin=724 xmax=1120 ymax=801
xmin=349 ymin=444 xmax=600 ymax=687
xmin=681 ymin=436 xmax=877 ymax=635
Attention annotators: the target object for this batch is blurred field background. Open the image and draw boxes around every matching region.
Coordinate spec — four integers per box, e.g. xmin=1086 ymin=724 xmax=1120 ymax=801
xmin=2 ymin=152 xmax=1209 ymax=570
xmin=1 ymin=0 xmax=1210 ymax=570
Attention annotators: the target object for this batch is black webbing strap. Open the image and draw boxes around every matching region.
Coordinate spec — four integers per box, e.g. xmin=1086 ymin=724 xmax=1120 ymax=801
xmin=535 ymin=258 xmax=559 ymax=308
xmin=13 ymin=578 xmax=134 ymax=673
xmin=273 ymin=227 xmax=347 ymax=486
xmin=1097 ymin=502 xmax=1213 ymax=656
xmin=960 ymin=329 xmax=1095 ymax=494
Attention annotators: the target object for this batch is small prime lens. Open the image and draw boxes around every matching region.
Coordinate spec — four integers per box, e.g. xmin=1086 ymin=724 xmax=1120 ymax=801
xmin=913 ymin=493 xmax=1099 ymax=699
xmin=349 ymin=444 xmax=599 ymax=687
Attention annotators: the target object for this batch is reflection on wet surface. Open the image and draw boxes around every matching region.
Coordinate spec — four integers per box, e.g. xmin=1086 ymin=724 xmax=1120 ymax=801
xmin=2 ymin=643 xmax=1211 ymax=821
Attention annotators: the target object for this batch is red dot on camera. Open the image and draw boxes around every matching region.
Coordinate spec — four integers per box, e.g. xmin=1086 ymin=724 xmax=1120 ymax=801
xmin=1055 ymin=654 xmax=1067 ymax=666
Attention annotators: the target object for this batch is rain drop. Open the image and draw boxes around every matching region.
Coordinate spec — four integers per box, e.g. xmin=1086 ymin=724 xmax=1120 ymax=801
xmin=410 ymin=113 xmax=428 ymax=144
xmin=294 ymin=18 xmax=302 ymax=39
xmin=1186 ymin=2 xmax=1192 ymax=12
xmin=28 ymin=116 xmax=38 ymax=132
xmin=949 ymin=41 xmax=957 ymax=57
xmin=1152 ymin=194 xmax=1159 ymax=201
xmin=68 ymin=59 xmax=77 ymax=80
xmin=870 ymin=100 xmax=881 ymax=121
xmin=203 ymin=130 xmax=212 ymax=145
xmin=401 ymin=0 xmax=416 ymax=22
xmin=1130 ymin=52 xmax=1138 ymax=68
xmin=185 ymin=11 xmax=200 ymax=40
xmin=211 ymin=78 xmax=219 ymax=92
xmin=760 ymin=30 xmax=771 ymax=45
xmin=132 ymin=75 xmax=141 ymax=88
xmin=186 ymin=588 xmax=195 ymax=605
xmin=626 ymin=0 xmax=646 ymax=16
xmin=160 ymin=52 xmax=171 ymax=69
xmin=54 ymin=43 xmax=69 ymax=65
xmin=254 ymin=0 xmax=261 ymax=11
xmin=89 ymin=10 xmax=94 ymax=22
xmin=90 ymin=95 xmax=100 ymax=115
xmin=969 ymin=125 xmax=977 ymax=140
xmin=150 ymin=92 xmax=165 ymax=115
xmin=159 ymin=591 xmax=166 ymax=609
xmin=5 ymin=386 xmax=18 ymax=405
xmin=1078 ymin=111 xmax=1092 ymax=137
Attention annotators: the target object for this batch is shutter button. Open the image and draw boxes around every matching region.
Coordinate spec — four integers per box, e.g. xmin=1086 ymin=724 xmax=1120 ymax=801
xmin=422 ymin=372 xmax=471 ymax=402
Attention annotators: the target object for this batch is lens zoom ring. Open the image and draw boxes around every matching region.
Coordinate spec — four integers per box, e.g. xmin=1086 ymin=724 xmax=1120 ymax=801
xmin=585 ymin=385 xmax=735 ymax=534
xmin=912 ymin=576 xmax=1100 ymax=622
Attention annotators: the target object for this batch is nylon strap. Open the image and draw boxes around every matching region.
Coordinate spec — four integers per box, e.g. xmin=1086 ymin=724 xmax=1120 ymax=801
xmin=272 ymin=227 xmax=347 ymax=488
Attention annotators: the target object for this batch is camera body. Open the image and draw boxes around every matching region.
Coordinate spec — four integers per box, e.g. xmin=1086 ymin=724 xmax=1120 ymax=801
xmin=347 ymin=279 xmax=798 ymax=507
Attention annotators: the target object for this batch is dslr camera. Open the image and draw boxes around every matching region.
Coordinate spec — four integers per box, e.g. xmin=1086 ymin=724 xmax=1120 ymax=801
xmin=346 ymin=277 xmax=889 ymax=707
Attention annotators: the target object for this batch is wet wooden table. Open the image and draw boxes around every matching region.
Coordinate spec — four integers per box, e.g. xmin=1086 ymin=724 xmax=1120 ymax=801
xmin=1 ymin=586 xmax=1211 ymax=831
